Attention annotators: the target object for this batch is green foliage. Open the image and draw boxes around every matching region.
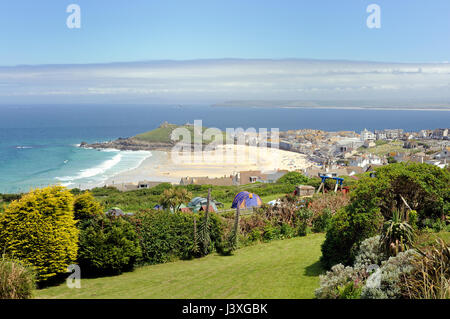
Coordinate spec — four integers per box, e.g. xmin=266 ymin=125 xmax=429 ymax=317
xmin=128 ymin=210 xmax=224 ymax=264
xmin=321 ymin=204 xmax=384 ymax=269
xmin=321 ymin=162 xmax=449 ymax=269
xmin=134 ymin=123 xmax=225 ymax=144
xmin=351 ymin=162 xmax=450 ymax=222
xmin=0 ymin=186 xmax=79 ymax=281
xmin=312 ymin=208 xmax=333 ymax=233
xmin=297 ymin=209 xmax=313 ymax=237
xmin=277 ymin=171 xmax=310 ymax=185
xmin=387 ymin=156 xmax=397 ymax=164
xmin=77 ymin=215 xmax=142 ymax=275
xmin=73 ymin=191 xmax=104 ymax=221
xmin=421 ymin=218 xmax=448 ymax=232
xmin=337 ymin=281 xmax=363 ymax=299
xmin=159 ymin=188 xmax=192 ymax=212
xmin=381 ymin=211 xmax=416 ymax=256
xmin=0 ymin=258 xmax=35 ymax=299
xmin=262 ymin=224 xmax=281 ymax=242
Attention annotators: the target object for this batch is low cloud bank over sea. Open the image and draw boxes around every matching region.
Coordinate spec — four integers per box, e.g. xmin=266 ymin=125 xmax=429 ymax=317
xmin=0 ymin=59 xmax=449 ymax=106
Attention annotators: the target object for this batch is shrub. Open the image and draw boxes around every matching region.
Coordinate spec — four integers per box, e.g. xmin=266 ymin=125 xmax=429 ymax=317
xmin=247 ymin=228 xmax=263 ymax=242
xmin=73 ymin=191 xmax=104 ymax=221
xmin=279 ymin=222 xmax=295 ymax=239
xmin=128 ymin=210 xmax=223 ymax=264
xmin=0 ymin=186 xmax=79 ymax=281
xmin=315 ymin=264 xmax=366 ymax=299
xmin=312 ymin=208 xmax=333 ymax=233
xmin=262 ymin=224 xmax=280 ymax=242
xmin=321 ymin=204 xmax=383 ymax=269
xmin=77 ymin=215 xmax=142 ymax=275
xmin=361 ymin=249 xmax=419 ymax=299
xmin=277 ymin=171 xmax=310 ymax=185
xmin=354 ymin=235 xmax=386 ymax=268
xmin=350 ymin=163 xmax=450 ymax=222
xmin=0 ymin=258 xmax=35 ymax=299
xmin=297 ymin=209 xmax=313 ymax=237
xmin=421 ymin=218 xmax=447 ymax=232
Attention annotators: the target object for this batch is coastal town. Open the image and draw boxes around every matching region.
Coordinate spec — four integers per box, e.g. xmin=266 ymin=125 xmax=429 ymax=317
xmin=103 ymin=125 xmax=449 ymax=192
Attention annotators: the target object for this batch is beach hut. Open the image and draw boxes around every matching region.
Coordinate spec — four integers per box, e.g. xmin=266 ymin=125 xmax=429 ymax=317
xmin=231 ymin=191 xmax=262 ymax=209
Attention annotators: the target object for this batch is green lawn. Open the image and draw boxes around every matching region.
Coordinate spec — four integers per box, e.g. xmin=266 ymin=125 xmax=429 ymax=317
xmin=36 ymin=234 xmax=325 ymax=299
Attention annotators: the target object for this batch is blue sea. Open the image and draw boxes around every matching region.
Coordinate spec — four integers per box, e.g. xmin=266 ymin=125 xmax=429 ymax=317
xmin=0 ymin=104 xmax=448 ymax=194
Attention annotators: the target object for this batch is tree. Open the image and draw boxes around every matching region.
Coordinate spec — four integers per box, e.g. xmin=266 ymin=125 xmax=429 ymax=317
xmin=73 ymin=191 xmax=104 ymax=221
xmin=277 ymin=171 xmax=310 ymax=185
xmin=159 ymin=188 xmax=192 ymax=212
xmin=0 ymin=186 xmax=79 ymax=281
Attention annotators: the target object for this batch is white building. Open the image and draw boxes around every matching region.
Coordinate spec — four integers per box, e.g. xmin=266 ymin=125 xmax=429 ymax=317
xmin=349 ymin=154 xmax=383 ymax=168
xmin=360 ymin=128 xmax=376 ymax=141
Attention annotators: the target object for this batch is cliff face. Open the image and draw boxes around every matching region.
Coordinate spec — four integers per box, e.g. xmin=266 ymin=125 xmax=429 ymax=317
xmin=81 ymin=137 xmax=175 ymax=151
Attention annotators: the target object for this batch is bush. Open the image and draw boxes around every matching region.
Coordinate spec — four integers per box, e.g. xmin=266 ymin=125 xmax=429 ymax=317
xmin=262 ymin=224 xmax=280 ymax=242
xmin=297 ymin=209 xmax=313 ymax=237
xmin=77 ymin=215 xmax=142 ymax=275
xmin=73 ymin=191 xmax=104 ymax=221
xmin=354 ymin=235 xmax=386 ymax=268
xmin=315 ymin=263 xmax=366 ymax=299
xmin=321 ymin=204 xmax=384 ymax=269
xmin=277 ymin=171 xmax=310 ymax=185
xmin=128 ymin=210 xmax=224 ymax=264
xmin=350 ymin=163 xmax=450 ymax=222
xmin=421 ymin=218 xmax=447 ymax=232
xmin=0 ymin=258 xmax=35 ymax=299
xmin=312 ymin=208 xmax=333 ymax=233
xmin=0 ymin=186 xmax=79 ymax=281
xmin=279 ymin=222 xmax=295 ymax=239
xmin=361 ymin=249 xmax=419 ymax=299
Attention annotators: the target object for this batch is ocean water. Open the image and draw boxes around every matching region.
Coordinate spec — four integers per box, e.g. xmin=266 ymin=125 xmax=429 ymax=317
xmin=0 ymin=104 xmax=448 ymax=193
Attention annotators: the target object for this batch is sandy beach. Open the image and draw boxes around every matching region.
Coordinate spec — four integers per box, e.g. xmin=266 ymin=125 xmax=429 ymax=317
xmin=105 ymin=145 xmax=316 ymax=185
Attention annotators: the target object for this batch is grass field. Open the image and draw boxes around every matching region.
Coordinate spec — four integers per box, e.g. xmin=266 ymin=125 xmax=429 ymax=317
xmin=36 ymin=233 xmax=325 ymax=299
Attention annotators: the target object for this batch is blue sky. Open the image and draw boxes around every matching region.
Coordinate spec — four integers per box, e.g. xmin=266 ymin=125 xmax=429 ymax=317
xmin=1 ymin=0 xmax=449 ymax=65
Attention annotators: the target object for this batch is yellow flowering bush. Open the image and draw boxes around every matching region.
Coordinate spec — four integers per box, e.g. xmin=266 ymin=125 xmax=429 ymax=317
xmin=0 ymin=186 xmax=79 ymax=281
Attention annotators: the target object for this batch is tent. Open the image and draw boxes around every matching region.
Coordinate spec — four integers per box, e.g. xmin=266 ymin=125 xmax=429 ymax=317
xmin=106 ymin=207 xmax=124 ymax=216
xmin=231 ymin=191 xmax=262 ymax=209
xmin=106 ymin=207 xmax=133 ymax=216
xmin=188 ymin=197 xmax=218 ymax=212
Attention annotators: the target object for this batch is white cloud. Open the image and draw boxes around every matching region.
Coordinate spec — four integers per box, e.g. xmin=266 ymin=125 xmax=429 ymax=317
xmin=0 ymin=59 xmax=449 ymax=105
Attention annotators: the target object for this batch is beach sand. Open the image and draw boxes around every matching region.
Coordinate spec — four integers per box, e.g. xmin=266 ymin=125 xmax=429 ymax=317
xmin=105 ymin=145 xmax=316 ymax=185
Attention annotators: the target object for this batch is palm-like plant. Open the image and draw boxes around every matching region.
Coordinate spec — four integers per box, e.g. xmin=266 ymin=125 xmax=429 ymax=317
xmin=159 ymin=188 xmax=192 ymax=213
xmin=381 ymin=210 xmax=416 ymax=256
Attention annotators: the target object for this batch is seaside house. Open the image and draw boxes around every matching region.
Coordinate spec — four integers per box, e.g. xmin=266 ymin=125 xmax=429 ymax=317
xmin=360 ymin=128 xmax=376 ymax=141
